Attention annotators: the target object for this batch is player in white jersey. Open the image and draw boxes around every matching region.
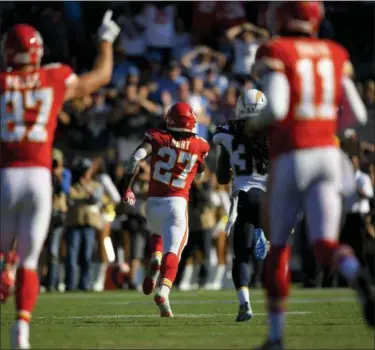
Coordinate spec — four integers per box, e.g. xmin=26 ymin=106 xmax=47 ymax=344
xmin=213 ymin=89 xmax=269 ymax=322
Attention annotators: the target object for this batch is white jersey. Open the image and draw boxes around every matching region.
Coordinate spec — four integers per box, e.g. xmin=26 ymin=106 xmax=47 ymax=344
xmin=213 ymin=125 xmax=268 ymax=193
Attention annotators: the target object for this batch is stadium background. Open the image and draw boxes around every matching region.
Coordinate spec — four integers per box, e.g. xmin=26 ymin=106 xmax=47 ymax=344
xmin=0 ymin=1 xmax=374 ymax=292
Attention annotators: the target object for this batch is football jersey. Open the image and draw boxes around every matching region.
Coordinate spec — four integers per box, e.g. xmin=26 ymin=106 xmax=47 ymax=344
xmin=144 ymin=128 xmax=210 ymax=200
xmin=254 ymin=37 xmax=352 ymax=159
xmin=0 ymin=63 xmax=76 ymax=169
xmin=213 ymin=124 xmax=268 ymax=193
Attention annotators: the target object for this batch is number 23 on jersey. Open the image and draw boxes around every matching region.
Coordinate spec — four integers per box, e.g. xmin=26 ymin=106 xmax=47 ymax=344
xmin=153 ymin=146 xmax=198 ymax=189
xmin=1 ymin=88 xmax=53 ymax=143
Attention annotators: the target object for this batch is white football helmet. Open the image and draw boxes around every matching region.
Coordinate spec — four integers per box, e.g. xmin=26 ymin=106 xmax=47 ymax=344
xmin=234 ymin=89 xmax=267 ymax=120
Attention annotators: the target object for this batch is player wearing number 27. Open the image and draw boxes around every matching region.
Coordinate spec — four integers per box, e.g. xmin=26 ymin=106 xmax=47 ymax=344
xmin=0 ymin=11 xmax=120 ymax=349
xmin=122 ymin=102 xmax=209 ymax=317
xmin=246 ymin=2 xmax=374 ymax=350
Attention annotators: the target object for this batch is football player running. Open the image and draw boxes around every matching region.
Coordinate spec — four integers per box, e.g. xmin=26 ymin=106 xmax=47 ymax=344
xmin=246 ymin=2 xmax=374 ymax=349
xmin=123 ymin=102 xmax=209 ymax=317
xmin=213 ymin=89 xmax=269 ymax=322
xmin=0 ymin=11 xmax=120 ymax=349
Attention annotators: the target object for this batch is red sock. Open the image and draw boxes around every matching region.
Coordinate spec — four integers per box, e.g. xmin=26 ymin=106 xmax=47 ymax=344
xmin=160 ymin=253 xmax=178 ymax=288
xmin=15 ymin=268 xmax=40 ymax=323
xmin=264 ymin=246 xmax=291 ymax=312
xmin=150 ymin=234 xmax=163 ymax=257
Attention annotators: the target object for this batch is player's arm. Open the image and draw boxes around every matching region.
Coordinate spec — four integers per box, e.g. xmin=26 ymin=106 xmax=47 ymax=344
xmin=339 ymin=61 xmax=367 ymax=129
xmin=246 ymin=44 xmax=290 ymax=132
xmin=216 ymin=145 xmax=232 ymax=185
xmin=122 ymin=141 xmax=152 ymax=205
xmin=64 ymin=11 xmax=120 ymax=101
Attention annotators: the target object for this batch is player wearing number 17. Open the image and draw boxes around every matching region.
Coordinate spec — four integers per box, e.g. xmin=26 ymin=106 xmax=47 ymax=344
xmin=247 ymin=2 xmax=374 ymax=350
xmin=0 ymin=11 xmax=120 ymax=349
xmin=122 ymin=102 xmax=209 ymax=317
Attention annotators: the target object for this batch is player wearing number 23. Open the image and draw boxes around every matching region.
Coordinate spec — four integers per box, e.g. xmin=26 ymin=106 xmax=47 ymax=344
xmin=0 ymin=11 xmax=120 ymax=349
xmin=122 ymin=102 xmax=209 ymax=318
xmin=246 ymin=2 xmax=374 ymax=350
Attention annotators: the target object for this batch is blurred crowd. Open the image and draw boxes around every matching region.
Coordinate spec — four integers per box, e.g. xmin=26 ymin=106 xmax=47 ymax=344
xmin=1 ymin=1 xmax=374 ymax=291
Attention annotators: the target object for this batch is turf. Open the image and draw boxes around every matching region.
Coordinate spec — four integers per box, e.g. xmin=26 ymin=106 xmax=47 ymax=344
xmin=0 ymin=288 xmax=373 ymax=349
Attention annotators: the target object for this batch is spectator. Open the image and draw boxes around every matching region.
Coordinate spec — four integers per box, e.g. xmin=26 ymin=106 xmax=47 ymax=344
xmin=340 ymin=155 xmax=374 ymax=286
xmin=91 ymin=158 xmax=121 ymax=292
xmin=364 ymin=80 xmax=375 ymax=111
xmin=45 ymin=149 xmax=71 ymax=292
xmin=226 ymin=22 xmax=269 ymax=83
xmin=181 ymin=45 xmax=227 ymax=79
xmin=172 ymin=18 xmax=193 ymax=61
xmin=117 ymin=15 xmax=147 ymax=71
xmin=65 ymin=158 xmax=104 ymax=291
xmin=123 ymin=162 xmax=151 ymax=289
xmin=177 ymin=178 xmax=215 ymax=290
xmin=137 ymin=3 xmax=177 ymax=65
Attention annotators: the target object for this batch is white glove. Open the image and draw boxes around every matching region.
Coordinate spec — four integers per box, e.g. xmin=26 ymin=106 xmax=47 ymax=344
xmin=98 ymin=10 xmax=120 ymax=44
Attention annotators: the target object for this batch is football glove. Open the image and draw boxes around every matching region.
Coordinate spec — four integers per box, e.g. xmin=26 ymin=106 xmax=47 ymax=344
xmin=98 ymin=10 xmax=120 ymax=44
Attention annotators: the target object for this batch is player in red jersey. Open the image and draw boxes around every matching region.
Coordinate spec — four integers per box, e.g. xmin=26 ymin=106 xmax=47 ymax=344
xmin=122 ymin=102 xmax=209 ymax=317
xmin=0 ymin=11 xmax=120 ymax=349
xmin=246 ymin=2 xmax=374 ymax=349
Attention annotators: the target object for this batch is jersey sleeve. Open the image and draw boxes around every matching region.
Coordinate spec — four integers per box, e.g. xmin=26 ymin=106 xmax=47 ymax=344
xmin=252 ymin=40 xmax=286 ymax=79
xmin=45 ymin=63 xmax=77 ymax=87
xmin=143 ymin=128 xmax=163 ymax=149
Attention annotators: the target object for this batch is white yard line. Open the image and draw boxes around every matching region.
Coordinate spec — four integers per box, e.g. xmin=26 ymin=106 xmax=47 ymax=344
xmin=36 ymin=311 xmax=311 ymax=320
xmin=105 ymin=297 xmax=355 ymax=306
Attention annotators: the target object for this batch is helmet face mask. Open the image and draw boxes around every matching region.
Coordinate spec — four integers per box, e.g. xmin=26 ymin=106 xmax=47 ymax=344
xmin=1 ymin=24 xmax=44 ymax=69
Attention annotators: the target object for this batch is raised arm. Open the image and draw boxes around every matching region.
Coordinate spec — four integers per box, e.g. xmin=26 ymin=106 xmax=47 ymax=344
xmin=64 ymin=11 xmax=120 ymax=101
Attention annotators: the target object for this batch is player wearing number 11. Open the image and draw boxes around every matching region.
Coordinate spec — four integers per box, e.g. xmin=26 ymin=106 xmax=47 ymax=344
xmin=247 ymin=2 xmax=374 ymax=349
xmin=122 ymin=102 xmax=209 ymax=317
xmin=0 ymin=11 xmax=120 ymax=349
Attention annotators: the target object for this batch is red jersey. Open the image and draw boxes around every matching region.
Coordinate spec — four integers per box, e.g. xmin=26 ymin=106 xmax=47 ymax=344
xmin=0 ymin=63 xmax=76 ymax=169
xmin=255 ymin=37 xmax=352 ymax=159
xmin=145 ymin=129 xmax=210 ymax=200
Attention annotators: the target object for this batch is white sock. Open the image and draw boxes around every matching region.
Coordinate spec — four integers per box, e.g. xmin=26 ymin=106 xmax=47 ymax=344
xmin=237 ymin=286 xmax=250 ymax=306
xmin=159 ymin=284 xmax=171 ymax=298
xmin=268 ymin=312 xmax=285 ymax=342
xmin=338 ymin=256 xmax=360 ymax=284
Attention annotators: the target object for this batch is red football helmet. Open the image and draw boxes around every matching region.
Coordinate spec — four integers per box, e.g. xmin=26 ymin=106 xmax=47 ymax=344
xmin=1 ymin=24 xmax=44 ymax=67
xmin=165 ymin=102 xmax=197 ymax=133
xmin=266 ymin=1 xmax=324 ymax=37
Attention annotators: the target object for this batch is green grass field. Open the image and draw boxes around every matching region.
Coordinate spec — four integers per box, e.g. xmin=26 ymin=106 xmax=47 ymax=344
xmin=0 ymin=288 xmax=373 ymax=349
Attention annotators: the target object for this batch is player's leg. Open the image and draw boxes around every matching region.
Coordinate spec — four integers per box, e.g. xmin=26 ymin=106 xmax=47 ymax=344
xmin=306 ymin=179 xmax=375 ymax=327
xmin=262 ymin=155 xmax=301 ymax=348
xmin=154 ymin=197 xmax=188 ymax=317
xmin=0 ymin=169 xmax=20 ymax=304
xmin=11 ymin=168 xmax=52 ymax=349
xmin=248 ymin=188 xmax=268 ymax=261
xmin=142 ymin=198 xmax=164 ymax=295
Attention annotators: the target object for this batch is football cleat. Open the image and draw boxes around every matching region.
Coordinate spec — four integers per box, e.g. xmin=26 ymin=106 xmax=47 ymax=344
xmin=0 ymin=252 xmax=18 ymax=304
xmin=142 ymin=258 xmax=161 ymax=296
xmin=253 ymin=228 xmax=268 ymax=260
xmin=235 ymin=302 xmax=253 ymax=322
xmin=11 ymin=320 xmax=30 ymax=349
xmin=352 ymin=269 xmax=375 ymax=328
xmin=154 ymin=292 xmax=174 ymax=318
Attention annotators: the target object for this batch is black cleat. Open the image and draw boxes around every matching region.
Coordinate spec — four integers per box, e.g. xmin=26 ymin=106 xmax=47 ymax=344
xmin=353 ymin=269 xmax=375 ymax=328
